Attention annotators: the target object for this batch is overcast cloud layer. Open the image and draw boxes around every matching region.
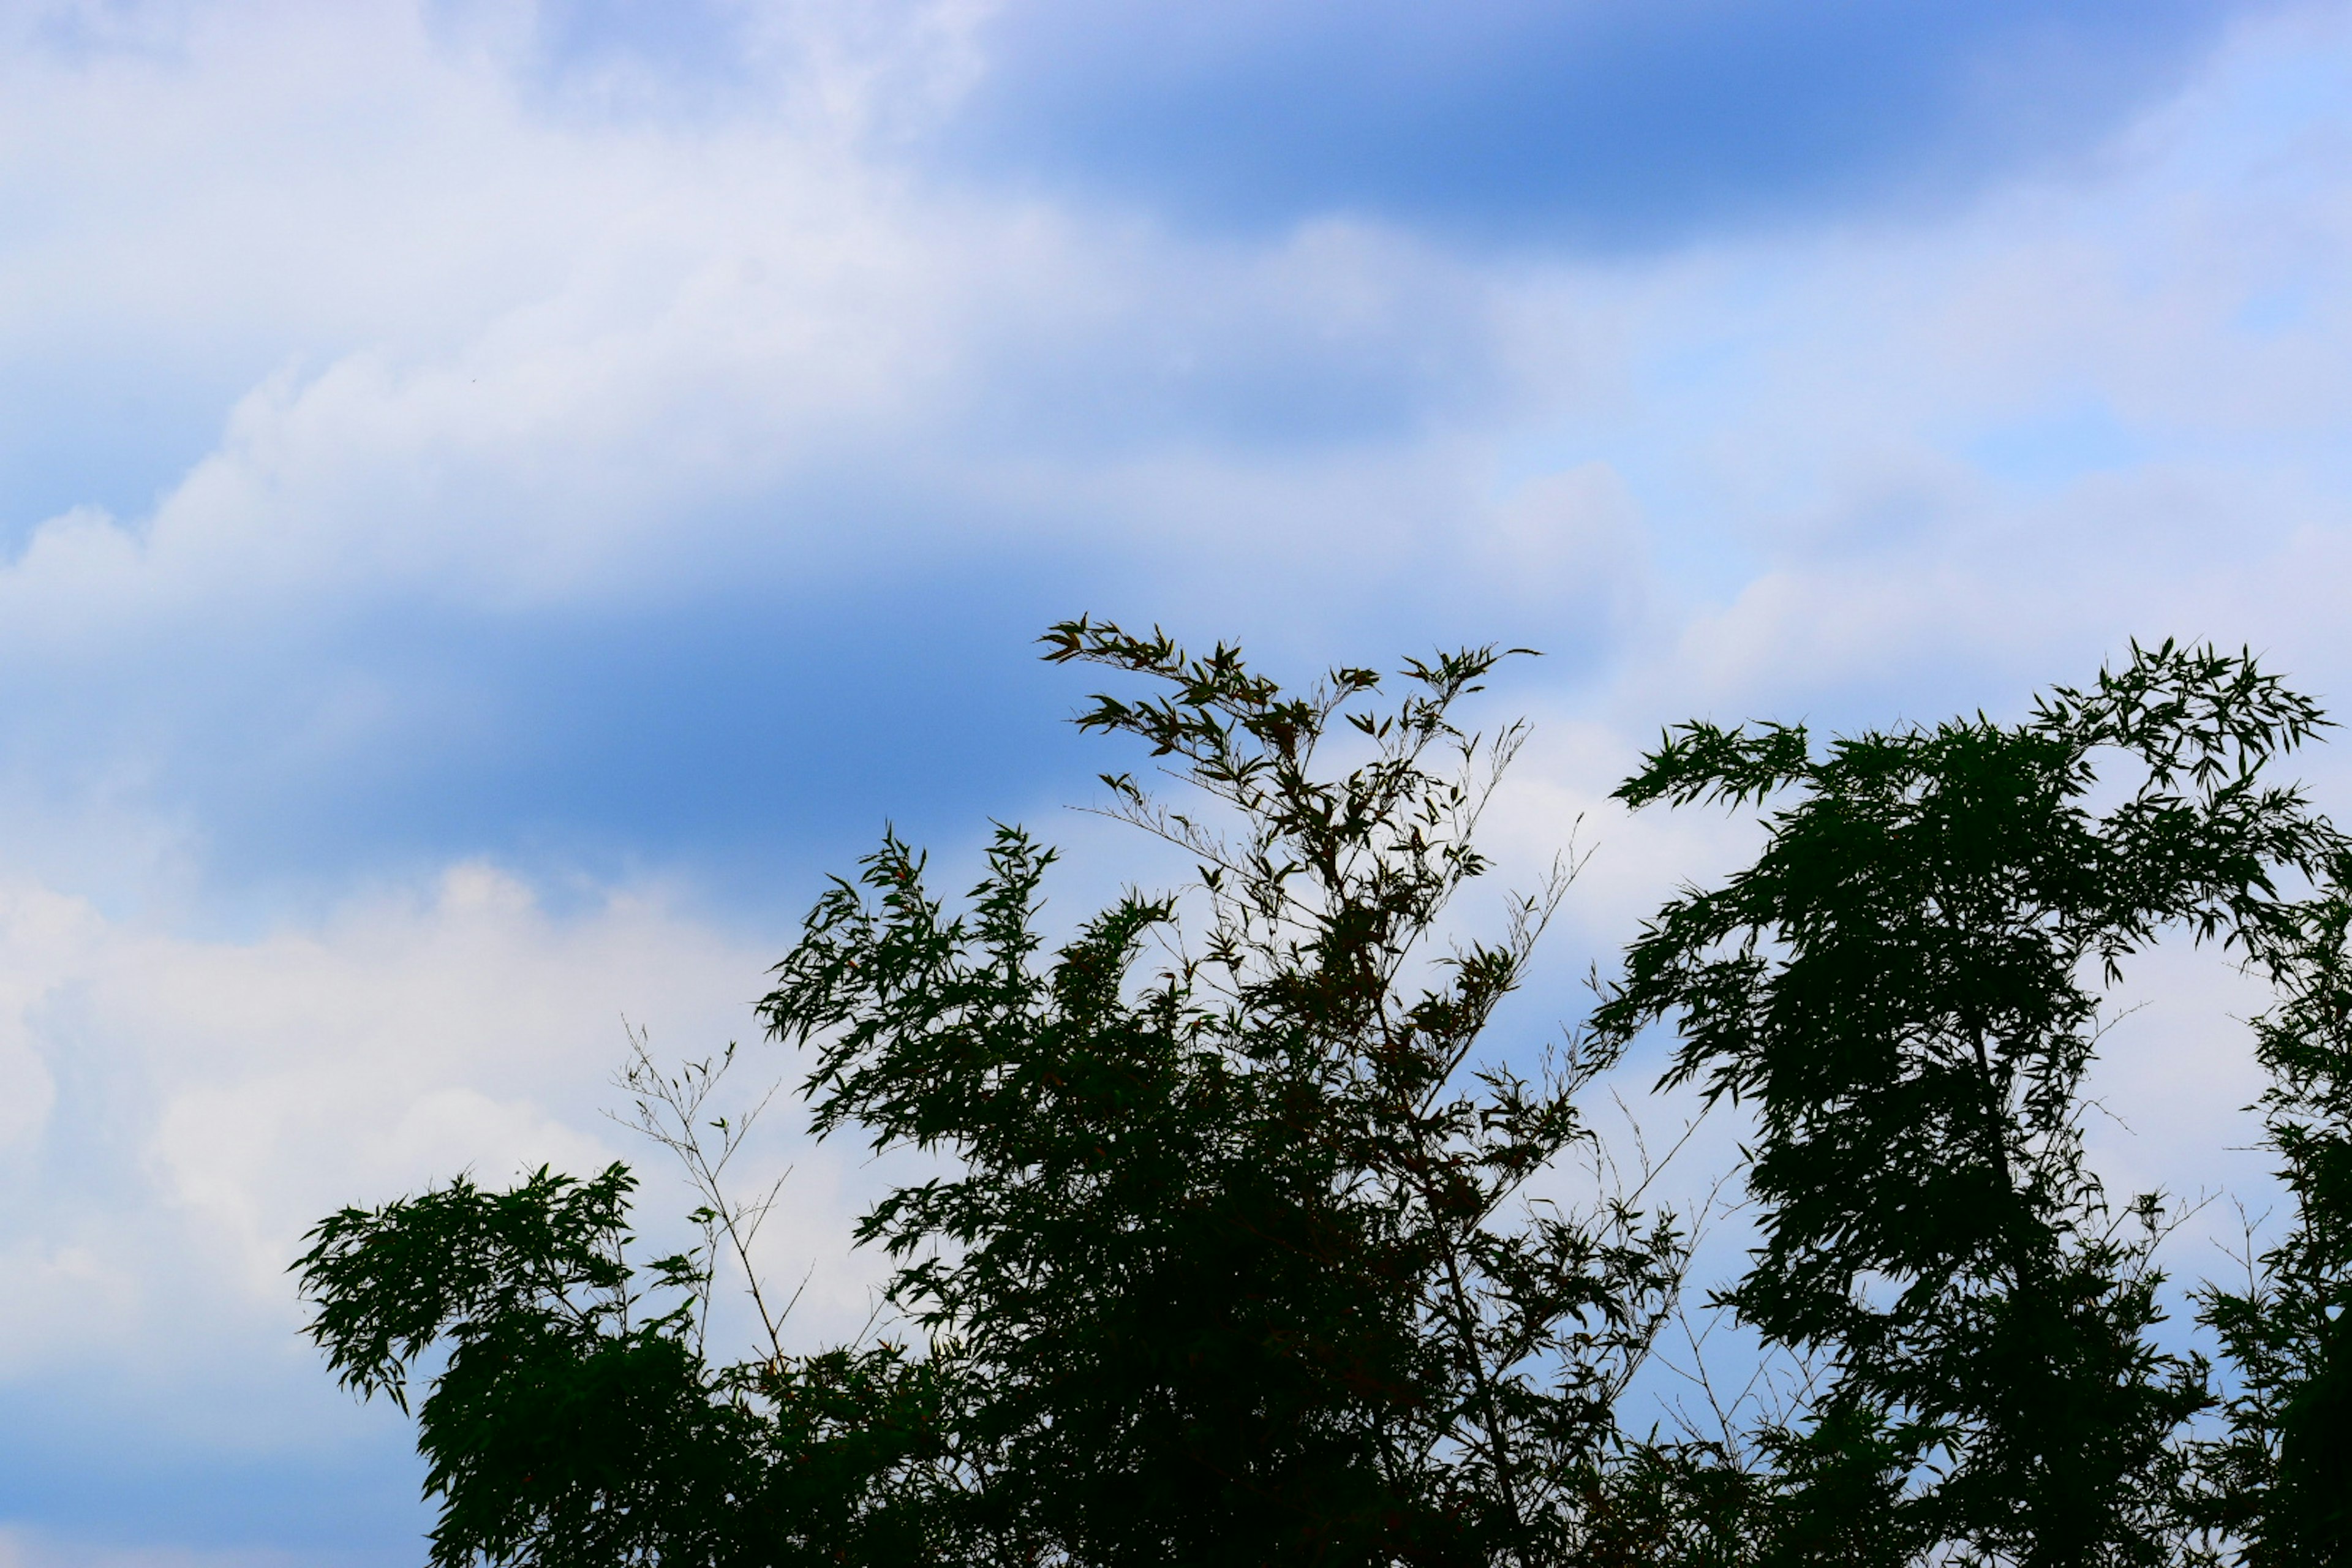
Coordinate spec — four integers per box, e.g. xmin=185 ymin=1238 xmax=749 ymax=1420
xmin=1 ymin=1 xmax=2350 ymax=1561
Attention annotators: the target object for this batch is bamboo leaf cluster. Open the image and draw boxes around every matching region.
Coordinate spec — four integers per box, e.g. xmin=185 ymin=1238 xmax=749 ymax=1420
xmin=297 ymin=628 xmax=2352 ymax=1567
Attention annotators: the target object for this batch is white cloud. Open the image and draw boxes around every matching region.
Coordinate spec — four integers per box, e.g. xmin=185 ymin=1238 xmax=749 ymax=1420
xmin=0 ymin=0 xmax=1526 ymax=643
xmin=0 ymin=857 xmax=907 ymax=1388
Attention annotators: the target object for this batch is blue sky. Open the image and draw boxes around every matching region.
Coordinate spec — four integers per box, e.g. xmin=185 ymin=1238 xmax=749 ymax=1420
xmin=947 ymin=0 xmax=2261 ymax=241
xmin=1 ymin=1 xmax=2350 ymax=1561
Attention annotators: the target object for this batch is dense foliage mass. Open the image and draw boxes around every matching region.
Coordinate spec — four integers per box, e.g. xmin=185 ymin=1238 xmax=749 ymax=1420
xmin=298 ymin=626 xmax=2352 ymax=1567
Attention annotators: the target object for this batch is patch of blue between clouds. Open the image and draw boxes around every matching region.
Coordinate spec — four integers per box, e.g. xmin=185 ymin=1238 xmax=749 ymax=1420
xmin=113 ymin=563 xmax=1102 ymax=930
xmin=0 ymin=1373 xmax=424 ymax=1567
xmin=935 ymin=0 xmax=2271 ymax=247
xmin=0 ymin=355 xmax=269 ymax=550
xmin=2234 ymin=282 xmax=2313 ymax=336
xmin=1965 ymin=399 xmax=2154 ymax=488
